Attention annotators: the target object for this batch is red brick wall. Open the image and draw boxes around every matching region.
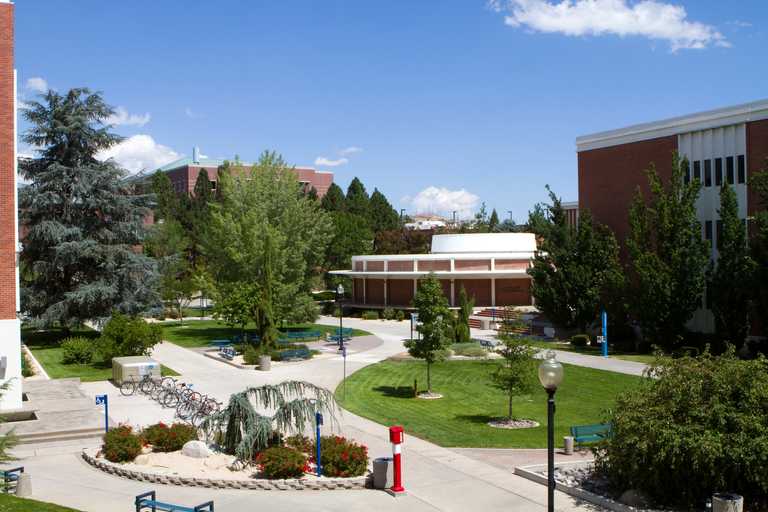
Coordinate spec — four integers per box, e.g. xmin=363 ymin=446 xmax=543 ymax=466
xmin=366 ymin=261 xmax=385 ymax=271
xmin=416 ymin=260 xmax=450 ymax=271
xmin=387 ymin=280 xmax=414 ymax=307
xmin=495 ymin=279 xmax=531 ymax=306
xmin=494 ymin=259 xmax=529 ymax=271
xmin=387 ymin=260 xmax=413 ymax=271
xmin=440 ymin=279 xmax=452 ymax=305
xmin=0 ymin=3 xmax=15 ymax=319
xmin=366 ymin=279 xmax=385 ymax=305
xmin=353 ymin=278 xmax=364 ymax=303
xmin=455 ymin=279 xmax=491 ymax=307
xmin=747 ymin=119 xmax=768 ymax=216
xmin=578 ymin=135 xmax=677 ymax=246
xmin=454 ymin=259 xmax=491 ymax=271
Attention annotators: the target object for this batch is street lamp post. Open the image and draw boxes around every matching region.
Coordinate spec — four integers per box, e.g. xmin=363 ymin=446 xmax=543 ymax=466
xmin=538 ymin=351 xmax=564 ymax=512
xmin=336 ymin=283 xmax=345 ymax=350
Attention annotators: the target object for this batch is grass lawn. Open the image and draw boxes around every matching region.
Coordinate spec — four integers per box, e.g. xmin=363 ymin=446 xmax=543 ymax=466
xmin=23 ymin=328 xmax=179 ymax=382
xmin=336 ymin=359 xmax=642 ymax=448
xmin=524 ymin=338 xmax=656 ymax=364
xmin=160 ymin=320 xmax=371 ymax=348
xmin=0 ymin=493 xmax=81 ymax=511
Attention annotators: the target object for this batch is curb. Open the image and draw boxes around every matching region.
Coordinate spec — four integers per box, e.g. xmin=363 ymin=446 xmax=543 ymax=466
xmin=22 ymin=344 xmax=50 ymax=380
xmin=82 ymin=450 xmax=369 ymax=491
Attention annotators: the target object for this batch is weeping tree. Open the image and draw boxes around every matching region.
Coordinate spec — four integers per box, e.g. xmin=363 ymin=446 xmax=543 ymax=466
xmin=202 ymin=381 xmax=338 ymax=461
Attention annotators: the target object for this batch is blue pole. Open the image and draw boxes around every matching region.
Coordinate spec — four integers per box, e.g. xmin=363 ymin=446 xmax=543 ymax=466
xmin=104 ymin=395 xmax=109 ymax=433
xmin=601 ymin=309 xmax=608 ymax=357
xmin=315 ymin=412 xmax=322 ymax=476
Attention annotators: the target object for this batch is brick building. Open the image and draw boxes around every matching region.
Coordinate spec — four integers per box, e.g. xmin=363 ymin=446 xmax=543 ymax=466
xmin=577 ymin=99 xmax=768 ymax=332
xmin=0 ymin=0 xmax=22 ymax=410
xmin=158 ymin=147 xmax=334 ymax=198
xmin=330 ymin=233 xmax=536 ymax=308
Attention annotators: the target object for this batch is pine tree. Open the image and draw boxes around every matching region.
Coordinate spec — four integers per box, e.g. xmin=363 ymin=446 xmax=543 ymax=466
xmin=19 ymin=88 xmax=159 ymax=326
xmin=306 ymin=186 xmax=319 ymax=201
xmin=491 ymin=313 xmax=536 ymax=421
xmin=488 ymin=209 xmax=500 ymax=232
xmin=320 ymin=183 xmax=346 ymax=212
xmin=325 ymin=212 xmax=374 ymax=270
xmin=368 ymin=188 xmax=401 ymax=233
xmin=751 ymin=165 xmax=768 ymax=329
xmin=151 ymin=170 xmax=178 ymax=222
xmin=454 ymin=286 xmax=473 ymax=344
xmin=709 ymin=182 xmax=756 ymax=348
xmin=345 ymin=177 xmax=370 ymax=217
xmin=627 ymin=154 xmax=709 ymax=349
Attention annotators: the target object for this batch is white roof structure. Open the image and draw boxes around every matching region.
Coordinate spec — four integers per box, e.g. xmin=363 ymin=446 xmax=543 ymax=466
xmin=430 ymin=233 xmax=536 ymax=254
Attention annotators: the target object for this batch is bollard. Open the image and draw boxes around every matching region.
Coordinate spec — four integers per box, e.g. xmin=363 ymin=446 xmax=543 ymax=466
xmin=387 ymin=426 xmax=406 ymax=496
xmin=712 ymin=493 xmax=743 ymax=512
xmin=563 ymin=436 xmax=574 ymax=455
xmin=15 ymin=473 xmax=31 ymax=497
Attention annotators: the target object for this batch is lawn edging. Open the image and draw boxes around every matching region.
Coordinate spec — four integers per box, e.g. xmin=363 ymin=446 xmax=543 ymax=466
xmin=22 ymin=344 xmax=50 ymax=379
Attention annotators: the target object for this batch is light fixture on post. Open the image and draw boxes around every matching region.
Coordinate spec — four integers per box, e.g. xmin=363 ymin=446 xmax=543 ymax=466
xmin=336 ymin=283 xmax=345 ymax=350
xmin=538 ymin=350 xmax=564 ymax=512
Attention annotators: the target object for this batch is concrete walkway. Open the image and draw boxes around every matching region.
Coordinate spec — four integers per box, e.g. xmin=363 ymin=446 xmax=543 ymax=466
xmin=13 ymin=317 xmax=610 ymax=511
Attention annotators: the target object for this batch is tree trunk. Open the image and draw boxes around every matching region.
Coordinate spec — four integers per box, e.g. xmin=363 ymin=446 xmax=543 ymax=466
xmin=508 ymin=394 xmax=513 ymax=420
xmin=427 ymin=362 xmax=431 ymax=394
xmin=178 ymin=301 xmax=184 ymax=326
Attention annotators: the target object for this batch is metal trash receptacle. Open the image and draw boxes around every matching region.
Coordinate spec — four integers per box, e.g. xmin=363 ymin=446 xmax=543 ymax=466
xmin=373 ymin=457 xmax=393 ymax=489
xmin=712 ymin=493 xmax=743 ymax=512
xmin=112 ymin=356 xmax=161 ymax=384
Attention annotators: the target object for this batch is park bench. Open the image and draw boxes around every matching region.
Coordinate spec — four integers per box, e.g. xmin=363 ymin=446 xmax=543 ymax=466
xmin=135 ymin=490 xmax=214 ymax=512
xmin=278 ymin=347 xmax=311 ymax=361
xmin=1 ymin=466 xmax=23 ymax=492
xmin=282 ymin=330 xmax=322 ymax=341
xmin=219 ymin=346 xmax=236 ymax=360
xmin=208 ymin=339 xmax=232 ymax=348
xmin=477 ymin=338 xmax=497 ymax=349
xmin=570 ymin=423 xmax=612 ymax=447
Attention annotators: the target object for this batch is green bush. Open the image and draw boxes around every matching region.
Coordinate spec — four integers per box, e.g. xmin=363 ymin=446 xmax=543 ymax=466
xmin=361 ymin=310 xmax=379 ymax=320
xmin=451 ymin=343 xmax=486 ymax=357
xmin=382 ymin=308 xmax=395 ymax=320
xmin=315 ymin=435 xmax=368 ymax=477
xmin=395 ymin=310 xmax=405 ymax=321
xmin=60 ymin=336 xmax=95 ymax=364
xmin=98 ymin=313 xmax=162 ymax=364
xmin=570 ymin=334 xmax=590 ymax=347
xmin=594 ymin=350 xmax=768 ymax=510
xmin=140 ymin=422 xmax=197 ymax=452
xmin=256 ymin=446 xmax=307 ymax=479
xmin=21 ymin=351 xmax=33 ymax=377
xmin=285 ymin=434 xmax=313 ymax=453
xmin=243 ymin=344 xmax=260 ymax=365
xmin=102 ymin=425 xmax=143 ymax=463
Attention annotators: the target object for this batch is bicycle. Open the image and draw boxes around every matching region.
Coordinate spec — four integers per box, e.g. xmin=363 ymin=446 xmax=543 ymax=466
xmin=119 ymin=374 xmax=158 ymax=397
xmin=161 ymin=381 xmax=193 ymax=409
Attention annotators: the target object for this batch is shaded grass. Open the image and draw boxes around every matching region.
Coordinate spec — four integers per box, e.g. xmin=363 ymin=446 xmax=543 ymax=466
xmin=160 ymin=320 xmax=371 ymax=348
xmin=0 ymin=492 xmax=82 ymax=511
xmin=23 ymin=327 xmax=179 ymax=382
xmin=524 ymin=338 xmax=655 ymax=364
xmin=336 ymin=359 xmax=642 ymax=448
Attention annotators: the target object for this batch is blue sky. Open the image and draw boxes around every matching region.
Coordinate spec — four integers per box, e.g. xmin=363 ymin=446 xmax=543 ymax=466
xmin=14 ymin=0 xmax=768 ymax=222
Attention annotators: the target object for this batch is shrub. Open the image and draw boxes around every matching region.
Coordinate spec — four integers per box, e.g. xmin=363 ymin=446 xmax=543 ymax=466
xmin=451 ymin=343 xmax=486 ymax=357
xmin=139 ymin=422 xmax=196 ymax=452
xmin=140 ymin=422 xmax=169 ymax=447
xmin=570 ymin=334 xmax=590 ymax=347
xmin=21 ymin=351 xmax=34 ymax=377
xmin=361 ymin=310 xmax=379 ymax=320
xmin=98 ymin=313 xmax=162 ymax=364
xmin=394 ymin=310 xmax=405 ymax=321
xmin=594 ymin=350 xmax=768 ymax=510
xmin=102 ymin=425 xmax=143 ymax=463
xmin=61 ymin=336 xmax=95 ymax=364
xmin=316 ymin=435 xmax=368 ymax=477
xmin=243 ymin=344 xmax=260 ymax=365
xmin=285 ymin=434 xmax=313 ymax=454
xmin=382 ymin=308 xmax=395 ymax=320
xmin=256 ymin=446 xmax=307 ymax=479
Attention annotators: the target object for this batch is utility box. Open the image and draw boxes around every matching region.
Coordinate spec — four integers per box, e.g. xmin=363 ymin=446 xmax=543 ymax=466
xmin=112 ymin=356 xmax=160 ymax=384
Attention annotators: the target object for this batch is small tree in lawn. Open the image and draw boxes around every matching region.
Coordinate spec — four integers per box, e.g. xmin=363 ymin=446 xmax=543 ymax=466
xmin=491 ymin=308 xmax=536 ymax=421
xmin=405 ymin=274 xmax=451 ymax=395
xmin=454 ymin=286 xmax=473 ymax=344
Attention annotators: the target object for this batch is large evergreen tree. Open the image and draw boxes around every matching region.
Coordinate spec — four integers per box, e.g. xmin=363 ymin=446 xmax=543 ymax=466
xmin=345 ymin=177 xmax=370 ymax=217
xmin=627 ymin=154 xmax=709 ymax=349
xmin=320 ymin=183 xmax=346 ymax=212
xmin=527 ymin=188 xmax=624 ymax=333
xmin=488 ymin=209 xmax=500 ymax=232
xmin=19 ymin=88 xmax=158 ymax=326
xmin=325 ymin=212 xmax=373 ymax=270
xmin=751 ymin=165 xmax=768 ymax=329
xmin=368 ymin=188 xmax=401 ymax=233
xmin=708 ymin=182 xmax=755 ymax=348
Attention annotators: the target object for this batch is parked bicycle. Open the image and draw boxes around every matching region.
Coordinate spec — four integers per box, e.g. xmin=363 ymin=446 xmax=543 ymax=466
xmin=119 ymin=374 xmax=160 ymax=397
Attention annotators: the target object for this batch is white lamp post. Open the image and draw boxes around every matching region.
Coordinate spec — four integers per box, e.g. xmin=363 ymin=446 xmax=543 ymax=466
xmin=538 ymin=351 xmax=564 ymax=512
xmin=336 ymin=284 xmax=345 ymax=350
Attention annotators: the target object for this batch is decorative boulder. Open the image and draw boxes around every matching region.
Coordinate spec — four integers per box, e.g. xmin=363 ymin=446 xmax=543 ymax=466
xmin=181 ymin=440 xmax=212 ymax=459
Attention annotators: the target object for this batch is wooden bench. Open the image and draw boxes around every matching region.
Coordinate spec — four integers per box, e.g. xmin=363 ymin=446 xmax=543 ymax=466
xmin=219 ymin=346 xmax=236 ymax=360
xmin=208 ymin=339 xmax=232 ymax=348
xmin=278 ymin=347 xmax=311 ymax=361
xmin=326 ymin=334 xmax=351 ymax=344
xmin=135 ymin=490 xmax=214 ymax=512
xmin=281 ymin=330 xmax=322 ymax=341
xmin=2 ymin=467 xmax=23 ymax=492
xmin=570 ymin=423 xmax=612 ymax=447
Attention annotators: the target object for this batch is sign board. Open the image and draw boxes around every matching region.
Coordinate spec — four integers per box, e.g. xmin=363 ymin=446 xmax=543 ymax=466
xmin=95 ymin=394 xmax=107 ymax=405
xmin=596 ymin=336 xmax=605 ymax=344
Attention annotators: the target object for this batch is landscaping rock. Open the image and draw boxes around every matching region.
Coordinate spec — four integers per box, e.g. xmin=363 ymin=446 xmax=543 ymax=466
xmin=182 ymin=440 xmax=212 ymax=458
xmin=619 ymin=489 xmax=651 ymax=508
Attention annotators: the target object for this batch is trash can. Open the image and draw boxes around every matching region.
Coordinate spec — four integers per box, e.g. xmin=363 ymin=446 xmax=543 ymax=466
xmin=712 ymin=493 xmax=743 ymax=512
xmin=111 ymin=356 xmax=161 ymax=384
xmin=373 ymin=457 xmax=393 ymax=489
xmin=563 ymin=436 xmax=574 ymax=455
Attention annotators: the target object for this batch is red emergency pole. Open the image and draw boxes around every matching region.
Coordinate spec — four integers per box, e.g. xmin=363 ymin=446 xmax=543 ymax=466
xmin=389 ymin=425 xmax=405 ymax=494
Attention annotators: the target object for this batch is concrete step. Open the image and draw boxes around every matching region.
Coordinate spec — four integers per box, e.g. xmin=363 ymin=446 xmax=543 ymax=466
xmin=15 ymin=427 xmax=106 ymax=445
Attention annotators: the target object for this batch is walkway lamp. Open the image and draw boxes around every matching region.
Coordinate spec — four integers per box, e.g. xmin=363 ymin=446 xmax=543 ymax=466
xmin=336 ymin=284 xmax=345 ymax=350
xmin=538 ymin=351 xmax=564 ymax=512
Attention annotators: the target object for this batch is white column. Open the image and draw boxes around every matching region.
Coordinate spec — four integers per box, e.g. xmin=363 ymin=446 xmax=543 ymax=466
xmin=490 ymin=258 xmax=495 ymax=271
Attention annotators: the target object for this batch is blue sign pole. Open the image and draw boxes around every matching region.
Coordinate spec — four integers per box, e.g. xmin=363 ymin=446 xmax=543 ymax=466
xmin=315 ymin=412 xmax=323 ymax=476
xmin=95 ymin=394 xmax=109 ymax=433
xmin=601 ymin=309 xmax=608 ymax=357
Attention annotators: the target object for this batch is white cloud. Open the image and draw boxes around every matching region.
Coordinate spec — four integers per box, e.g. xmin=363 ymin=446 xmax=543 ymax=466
xmin=106 ymin=106 xmax=151 ymax=127
xmin=25 ymin=77 xmax=48 ymax=93
xmin=490 ymin=0 xmax=729 ymax=51
xmin=402 ymin=186 xmax=480 ymax=217
xmin=97 ymin=134 xmax=180 ymax=174
xmin=314 ymin=156 xmax=349 ymax=167
xmin=184 ymin=107 xmax=203 ymax=119
xmin=339 ymin=146 xmax=363 ymax=156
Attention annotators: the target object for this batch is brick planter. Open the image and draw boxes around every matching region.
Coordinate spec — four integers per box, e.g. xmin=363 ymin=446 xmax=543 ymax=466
xmin=82 ymin=450 xmax=369 ymax=491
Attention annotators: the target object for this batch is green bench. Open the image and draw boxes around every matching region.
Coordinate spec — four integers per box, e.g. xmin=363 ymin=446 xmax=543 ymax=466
xmin=570 ymin=423 xmax=612 ymax=447
xmin=219 ymin=346 xmax=236 ymax=360
xmin=278 ymin=347 xmax=311 ymax=361
xmin=2 ymin=466 xmax=23 ymax=492
xmin=135 ymin=490 xmax=213 ymax=512
xmin=281 ymin=330 xmax=322 ymax=341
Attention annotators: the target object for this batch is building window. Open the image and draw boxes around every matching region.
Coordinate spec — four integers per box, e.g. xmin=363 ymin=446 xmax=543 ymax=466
xmin=716 ymin=220 xmax=723 ymax=250
xmin=705 ymin=220 xmax=713 ymax=244
xmin=726 ymin=156 xmax=734 ymax=185
xmin=683 ymin=160 xmax=690 ymax=184
xmin=738 ymin=155 xmax=746 ymax=184
xmin=704 ymin=160 xmax=712 ymax=187
xmin=715 ymin=158 xmax=723 ymax=186
xmin=693 ymin=160 xmax=701 ymax=181
xmin=210 ymin=180 xmax=217 ymax=191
